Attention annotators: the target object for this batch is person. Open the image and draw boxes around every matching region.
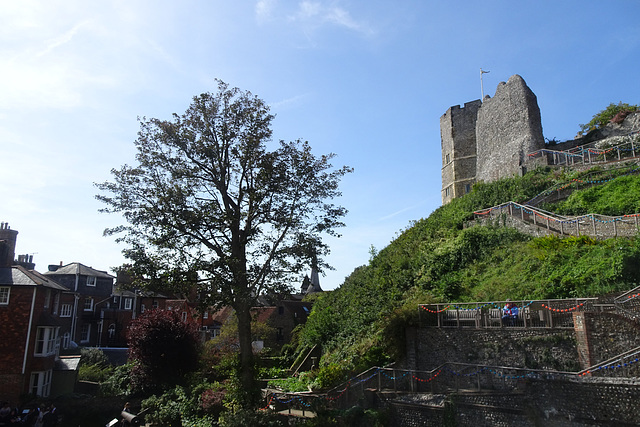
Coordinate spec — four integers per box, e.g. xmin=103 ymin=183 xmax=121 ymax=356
xmin=502 ymin=300 xmax=519 ymax=326
xmin=0 ymin=401 xmax=11 ymax=425
xmin=33 ymin=405 xmax=45 ymax=427
xmin=42 ymin=404 xmax=57 ymax=427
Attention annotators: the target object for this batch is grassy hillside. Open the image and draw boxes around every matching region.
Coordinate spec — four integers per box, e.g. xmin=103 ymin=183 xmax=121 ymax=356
xmin=295 ymin=165 xmax=640 ymax=380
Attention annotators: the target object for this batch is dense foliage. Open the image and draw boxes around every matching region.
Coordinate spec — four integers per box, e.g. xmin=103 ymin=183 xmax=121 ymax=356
xmin=127 ymin=309 xmax=200 ymax=393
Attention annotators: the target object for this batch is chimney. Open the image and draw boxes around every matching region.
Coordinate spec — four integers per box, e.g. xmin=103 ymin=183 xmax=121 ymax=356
xmin=0 ymin=222 xmax=19 ymax=268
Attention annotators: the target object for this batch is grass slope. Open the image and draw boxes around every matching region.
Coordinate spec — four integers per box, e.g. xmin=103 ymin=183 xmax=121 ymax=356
xmin=297 ymin=166 xmax=640 ymax=378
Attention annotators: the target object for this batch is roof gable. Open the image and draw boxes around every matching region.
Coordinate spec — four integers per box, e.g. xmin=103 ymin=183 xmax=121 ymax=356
xmin=0 ymin=265 xmax=68 ymax=290
xmin=44 ymin=262 xmax=115 ymax=279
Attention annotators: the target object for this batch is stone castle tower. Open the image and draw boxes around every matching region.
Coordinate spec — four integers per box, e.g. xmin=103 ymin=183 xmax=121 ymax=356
xmin=440 ymin=100 xmax=482 ymax=204
xmin=440 ymin=74 xmax=544 ymax=204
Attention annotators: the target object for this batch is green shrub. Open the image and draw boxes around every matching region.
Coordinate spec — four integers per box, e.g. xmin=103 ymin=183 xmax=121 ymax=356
xmin=579 ymin=102 xmax=639 ymax=135
xmin=267 ymin=375 xmax=311 ymax=392
xmin=79 ymin=347 xmax=109 ymax=367
xmin=78 ymin=363 xmax=112 ymax=382
xmin=313 ymin=363 xmax=347 ymax=390
xmin=100 ymin=362 xmax=134 ymax=397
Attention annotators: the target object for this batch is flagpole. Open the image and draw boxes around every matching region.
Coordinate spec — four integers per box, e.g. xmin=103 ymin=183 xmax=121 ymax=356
xmin=480 ymin=68 xmax=490 ymax=100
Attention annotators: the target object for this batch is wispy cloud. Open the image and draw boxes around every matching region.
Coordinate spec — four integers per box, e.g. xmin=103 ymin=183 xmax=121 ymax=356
xmin=270 ymin=93 xmax=311 ymax=109
xmin=36 ymin=20 xmax=88 ymax=57
xmin=255 ymin=0 xmax=277 ymax=23
xmin=377 ymin=201 xmax=428 ymax=222
xmin=288 ymin=1 xmax=376 ymax=37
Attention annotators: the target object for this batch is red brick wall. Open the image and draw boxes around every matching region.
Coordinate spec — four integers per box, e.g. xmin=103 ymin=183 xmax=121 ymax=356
xmin=0 ymin=286 xmax=35 ymax=372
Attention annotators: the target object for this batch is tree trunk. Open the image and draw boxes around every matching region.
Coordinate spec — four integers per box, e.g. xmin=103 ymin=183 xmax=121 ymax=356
xmin=235 ymin=301 xmax=256 ymax=407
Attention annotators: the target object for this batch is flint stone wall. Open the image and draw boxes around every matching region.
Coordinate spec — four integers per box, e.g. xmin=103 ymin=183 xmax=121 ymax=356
xmin=404 ymin=327 xmax=579 ymax=373
xmin=387 ymin=378 xmax=640 ymax=426
xmin=475 ymin=74 xmax=545 ymax=182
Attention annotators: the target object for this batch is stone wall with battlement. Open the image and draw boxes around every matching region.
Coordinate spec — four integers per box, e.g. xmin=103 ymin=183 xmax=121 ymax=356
xmin=440 ymin=100 xmax=482 ymax=204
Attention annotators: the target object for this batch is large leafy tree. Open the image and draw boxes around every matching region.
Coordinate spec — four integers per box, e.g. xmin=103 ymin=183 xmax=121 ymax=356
xmin=96 ymin=80 xmax=351 ymax=406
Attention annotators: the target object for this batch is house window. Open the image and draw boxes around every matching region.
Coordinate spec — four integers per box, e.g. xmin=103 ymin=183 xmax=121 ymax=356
xmin=445 ymin=186 xmax=451 ymax=197
xmin=445 ymin=153 xmax=451 ymax=164
xmin=203 ymin=311 xmax=208 ymax=319
xmin=278 ymin=306 xmax=284 ymax=315
xmin=86 ymin=276 xmax=97 ymax=287
xmin=141 ymin=304 xmax=145 ymax=313
xmin=152 ymin=300 xmax=159 ymax=309
xmin=182 ymin=311 xmax=187 ymax=322
xmin=124 ymin=298 xmax=133 ymax=310
xmin=108 ymin=324 xmax=116 ymax=338
xmin=465 ymin=183 xmax=471 ymax=194
xmin=60 ymin=304 xmax=72 ymax=317
xmin=30 ymin=370 xmax=52 ymax=397
xmin=84 ymin=297 xmax=93 ymax=311
xmin=276 ymin=328 xmax=284 ymax=341
xmin=80 ymin=324 xmax=91 ymax=343
xmin=35 ymin=327 xmax=59 ymax=356
xmin=62 ymin=332 xmax=70 ymax=349
xmin=0 ymin=286 xmax=9 ymax=305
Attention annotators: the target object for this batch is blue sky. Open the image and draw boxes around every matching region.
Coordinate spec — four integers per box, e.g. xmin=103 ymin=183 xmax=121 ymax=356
xmin=2 ymin=1 xmax=640 ymax=290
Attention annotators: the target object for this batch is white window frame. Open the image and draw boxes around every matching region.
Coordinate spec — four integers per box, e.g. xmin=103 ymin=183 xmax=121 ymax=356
xmin=203 ymin=311 xmax=209 ymax=319
xmin=84 ymin=297 xmax=94 ymax=311
xmin=86 ymin=276 xmax=97 ymax=287
xmin=30 ymin=370 xmax=52 ymax=397
xmin=124 ymin=298 xmax=133 ymax=310
xmin=140 ymin=303 xmax=145 ymax=313
xmin=60 ymin=304 xmax=72 ymax=317
xmin=0 ymin=286 xmax=9 ymax=305
xmin=34 ymin=327 xmax=59 ymax=356
xmin=152 ymin=300 xmax=158 ymax=309
xmin=80 ymin=324 xmax=91 ymax=343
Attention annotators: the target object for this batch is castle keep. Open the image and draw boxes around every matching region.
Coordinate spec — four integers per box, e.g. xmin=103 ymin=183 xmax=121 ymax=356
xmin=440 ymin=74 xmax=545 ymax=204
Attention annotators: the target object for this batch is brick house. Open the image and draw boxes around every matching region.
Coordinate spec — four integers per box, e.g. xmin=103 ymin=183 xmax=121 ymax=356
xmin=0 ymin=223 xmax=78 ymax=403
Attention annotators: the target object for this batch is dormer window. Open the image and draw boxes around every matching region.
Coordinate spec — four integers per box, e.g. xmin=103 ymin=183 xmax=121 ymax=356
xmin=86 ymin=276 xmax=97 ymax=287
xmin=124 ymin=298 xmax=133 ymax=310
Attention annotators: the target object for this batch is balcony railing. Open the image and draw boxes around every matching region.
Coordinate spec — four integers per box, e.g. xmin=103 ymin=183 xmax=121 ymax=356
xmin=419 ymin=298 xmax=598 ymax=329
